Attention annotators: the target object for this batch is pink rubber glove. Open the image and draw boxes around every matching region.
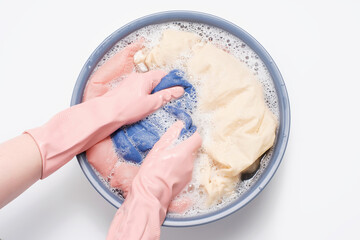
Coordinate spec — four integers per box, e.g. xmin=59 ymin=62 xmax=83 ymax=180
xmin=83 ymin=38 xmax=144 ymax=101
xmin=106 ymin=121 xmax=202 ymax=240
xmin=25 ymin=70 xmax=184 ymax=179
xmin=110 ymin=163 xmax=193 ymax=213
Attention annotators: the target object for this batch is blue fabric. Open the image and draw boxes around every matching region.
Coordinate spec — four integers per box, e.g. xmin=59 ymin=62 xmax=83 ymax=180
xmin=111 ymin=69 xmax=197 ymax=164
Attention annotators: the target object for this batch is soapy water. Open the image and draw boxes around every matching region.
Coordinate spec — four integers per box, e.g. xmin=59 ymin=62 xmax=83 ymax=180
xmin=89 ymin=21 xmax=279 ymax=217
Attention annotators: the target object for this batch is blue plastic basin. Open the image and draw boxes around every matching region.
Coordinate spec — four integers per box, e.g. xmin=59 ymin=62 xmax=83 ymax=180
xmin=71 ymin=10 xmax=291 ymax=227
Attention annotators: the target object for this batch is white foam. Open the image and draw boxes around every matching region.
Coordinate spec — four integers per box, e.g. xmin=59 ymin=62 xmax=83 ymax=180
xmin=90 ymin=21 xmax=280 ymax=218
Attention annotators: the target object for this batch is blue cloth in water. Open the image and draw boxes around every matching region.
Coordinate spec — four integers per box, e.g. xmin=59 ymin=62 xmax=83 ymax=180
xmin=111 ymin=69 xmax=197 ymax=164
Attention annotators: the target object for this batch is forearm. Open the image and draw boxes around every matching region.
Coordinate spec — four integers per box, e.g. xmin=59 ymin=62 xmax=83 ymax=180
xmin=0 ymin=134 xmax=42 ymax=208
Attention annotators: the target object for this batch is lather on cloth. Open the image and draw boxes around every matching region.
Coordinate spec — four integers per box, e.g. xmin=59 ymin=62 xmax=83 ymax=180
xmin=111 ymin=69 xmax=197 ymax=164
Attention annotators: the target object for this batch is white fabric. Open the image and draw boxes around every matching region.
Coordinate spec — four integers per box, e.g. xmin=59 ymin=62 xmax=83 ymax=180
xmin=144 ymin=30 xmax=277 ymax=205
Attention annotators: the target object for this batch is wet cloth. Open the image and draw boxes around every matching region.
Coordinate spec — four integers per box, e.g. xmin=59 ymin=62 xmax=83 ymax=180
xmin=111 ymin=69 xmax=197 ymax=164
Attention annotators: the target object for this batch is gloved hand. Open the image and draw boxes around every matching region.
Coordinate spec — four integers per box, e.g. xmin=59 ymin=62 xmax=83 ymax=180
xmin=83 ymin=38 xmax=145 ymax=101
xmin=25 ymin=70 xmax=185 ymax=179
xmin=106 ymin=121 xmax=202 ymax=240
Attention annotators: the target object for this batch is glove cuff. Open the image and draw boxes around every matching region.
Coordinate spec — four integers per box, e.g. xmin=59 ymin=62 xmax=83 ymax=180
xmin=24 ymin=128 xmax=69 ymax=179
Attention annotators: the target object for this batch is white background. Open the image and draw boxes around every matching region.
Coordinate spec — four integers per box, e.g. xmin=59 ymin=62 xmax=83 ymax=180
xmin=1 ymin=0 xmax=359 ymax=239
